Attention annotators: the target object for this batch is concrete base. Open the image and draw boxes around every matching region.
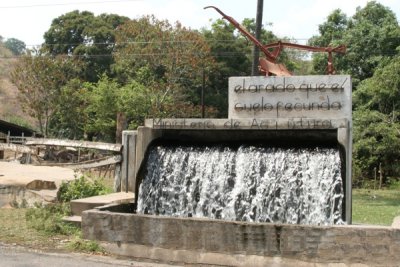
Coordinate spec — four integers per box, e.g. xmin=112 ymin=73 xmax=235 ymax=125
xmin=70 ymin=192 xmax=134 ymax=216
xmin=102 ymin=242 xmax=374 ymax=267
xmin=0 ymin=185 xmax=58 ymax=207
xmin=63 ymin=215 xmax=82 ymax=226
xmin=82 ymin=205 xmax=400 ymax=266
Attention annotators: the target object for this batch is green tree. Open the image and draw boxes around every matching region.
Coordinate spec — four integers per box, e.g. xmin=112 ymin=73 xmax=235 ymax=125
xmin=201 ymin=19 xmax=251 ymax=117
xmin=11 ymin=52 xmax=83 ymax=136
xmin=343 ymin=1 xmax=400 ymax=85
xmin=309 ymin=2 xmax=400 ymax=86
xmin=113 ymin=15 xmax=215 ymax=117
xmin=84 ymin=75 xmax=120 ymax=142
xmin=4 ymin=38 xmax=26 ymax=55
xmin=353 ymin=56 xmax=400 ymax=182
xmin=309 ymin=9 xmax=348 ymax=47
xmin=43 ymin=10 xmax=129 ymax=82
xmin=308 ymin=9 xmax=348 ymax=75
xmin=50 ymin=78 xmax=88 ymax=139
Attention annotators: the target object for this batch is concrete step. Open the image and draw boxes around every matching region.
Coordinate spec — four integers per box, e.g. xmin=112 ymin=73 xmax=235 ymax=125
xmin=70 ymin=192 xmax=134 ymax=216
xmin=63 ymin=215 xmax=82 ymax=226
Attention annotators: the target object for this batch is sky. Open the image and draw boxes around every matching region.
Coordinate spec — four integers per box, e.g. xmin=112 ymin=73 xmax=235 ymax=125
xmin=0 ymin=0 xmax=399 ymax=47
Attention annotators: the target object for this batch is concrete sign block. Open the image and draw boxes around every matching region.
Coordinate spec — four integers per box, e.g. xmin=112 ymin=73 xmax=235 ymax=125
xmin=229 ymin=75 xmax=352 ymax=120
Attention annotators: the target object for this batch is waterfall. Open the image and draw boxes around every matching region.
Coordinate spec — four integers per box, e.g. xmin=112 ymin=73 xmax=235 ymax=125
xmin=137 ymin=144 xmax=344 ymax=225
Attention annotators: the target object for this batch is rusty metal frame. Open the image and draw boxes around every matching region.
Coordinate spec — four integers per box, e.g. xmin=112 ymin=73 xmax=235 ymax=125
xmin=205 ymin=6 xmax=346 ymax=76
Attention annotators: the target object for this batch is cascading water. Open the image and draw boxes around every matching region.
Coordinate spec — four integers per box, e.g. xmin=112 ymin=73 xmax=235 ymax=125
xmin=137 ymin=144 xmax=344 ymax=225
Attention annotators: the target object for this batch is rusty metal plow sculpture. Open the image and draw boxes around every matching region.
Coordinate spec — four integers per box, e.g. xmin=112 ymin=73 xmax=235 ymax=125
xmin=204 ymin=6 xmax=346 ymax=76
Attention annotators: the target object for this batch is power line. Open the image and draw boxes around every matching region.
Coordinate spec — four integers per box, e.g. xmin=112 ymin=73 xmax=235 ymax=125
xmin=0 ymin=52 xmax=249 ymax=59
xmin=23 ymin=38 xmax=314 ymax=48
xmin=23 ymin=35 xmax=399 ymax=48
xmin=0 ymin=0 xmax=142 ymax=9
xmin=3 ymin=50 xmax=398 ymax=60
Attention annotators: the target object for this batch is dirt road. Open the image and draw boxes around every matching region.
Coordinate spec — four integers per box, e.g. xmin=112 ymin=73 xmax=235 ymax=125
xmin=0 ymin=162 xmax=76 ymax=187
xmin=0 ymin=162 xmax=77 ymax=207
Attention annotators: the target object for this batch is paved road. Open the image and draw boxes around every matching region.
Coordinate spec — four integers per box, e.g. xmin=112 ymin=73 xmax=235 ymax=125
xmin=0 ymin=244 xmax=178 ymax=267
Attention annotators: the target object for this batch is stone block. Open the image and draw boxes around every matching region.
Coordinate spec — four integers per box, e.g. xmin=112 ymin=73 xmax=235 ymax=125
xmin=316 ymin=248 xmax=343 ymax=261
xmin=228 ymin=75 xmax=352 ymax=120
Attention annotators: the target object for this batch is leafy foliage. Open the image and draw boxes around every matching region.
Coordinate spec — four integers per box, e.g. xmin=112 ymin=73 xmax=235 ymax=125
xmin=4 ymin=38 xmax=26 ymax=55
xmin=11 ymin=52 xmax=84 ymax=136
xmin=25 ymin=203 xmax=104 ymax=253
xmin=343 ymin=2 xmax=400 ymax=85
xmin=309 ymin=2 xmax=400 ymax=184
xmin=84 ymin=75 xmax=120 ymax=141
xmin=201 ymin=19 xmax=251 ymax=116
xmin=113 ymin=15 xmax=215 ymax=117
xmin=43 ymin=10 xmax=129 ymax=82
xmin=25 ymin=175 xmax=109 ymax=252
xmin=58 ymin=175 xmax=110 ymax=202
xmin=353 ymin=57 xmax=400 ymax=181
xmin=25 ymin=203 xmax=78 ymax=235
xmin=308 ymin=9 xmax=348 ymax=75
xmin=201 ymin=18 xmax=295 ymax=116
xmin=7 ymin=4 xmax=400 ymax=185
xmin=309 ymin=1 xmax=400 ymax=86
xmin=50 ymin=78 xmax=89 ymax=139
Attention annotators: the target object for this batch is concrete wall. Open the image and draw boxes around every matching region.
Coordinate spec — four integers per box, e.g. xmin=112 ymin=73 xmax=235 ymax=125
xmin=82 ymin=208 xmax=400 ymax=266
xmin=0 ymin=185 xmax=56 ymax=207
xmin=228 ymin=75 xmax=352 ymax=121
xmin=130 ymin=118 xmax=351 ymax=222
xmin=119 ymin=131 xmax=137 ymax=193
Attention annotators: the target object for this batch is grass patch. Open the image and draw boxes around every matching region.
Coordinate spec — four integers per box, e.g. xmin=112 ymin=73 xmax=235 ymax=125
xmin=66 ymin=236 xmax=105 ymax=253
xmin=0 ymin=207 xmax=105 ymax=253
xmin=352 ymin=189 xmax=400 ymax=225
xmin=25 ymin=203 xmax=79 ymax=235
xmin=0 ymin=208 xmax=68 ymax=250
xmin=20 ymin=175 xmax=111 ymax=253
xmin=0 ymin=175 xmax=111 ymax=253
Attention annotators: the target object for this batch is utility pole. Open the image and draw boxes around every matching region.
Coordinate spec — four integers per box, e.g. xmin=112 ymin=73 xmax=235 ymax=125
xmin=251 ymin=0 xmax=264 ymax=76
xmin=201 ymin=68 xmax=205 ymax=118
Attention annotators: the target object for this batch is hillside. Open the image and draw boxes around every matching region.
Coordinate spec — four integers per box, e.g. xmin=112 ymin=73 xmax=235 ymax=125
xmin=0 ymin=45 xmax=36 ymax=129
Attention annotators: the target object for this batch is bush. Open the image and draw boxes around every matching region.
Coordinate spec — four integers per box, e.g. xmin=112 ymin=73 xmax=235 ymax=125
xmin=58 ymin=175 xmax=110 ymax=202
xmin=25 ymin=203 xmax=104 ymax=253
xmin=25 ymin=203 xmax=79 ymax=235
xmin=387 ymin=178 xmax=400 ymax=190
xmin=25 ymin=175 xmax=110 ymax=250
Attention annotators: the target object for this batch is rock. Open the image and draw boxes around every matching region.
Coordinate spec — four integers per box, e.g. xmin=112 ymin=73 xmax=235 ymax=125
xmin=26 ymin=180 xmax=56 ymax=190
